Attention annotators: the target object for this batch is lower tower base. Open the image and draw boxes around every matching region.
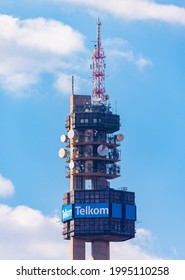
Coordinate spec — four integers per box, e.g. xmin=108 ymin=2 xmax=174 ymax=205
xmin=91 ymin=241 xmax=110 ymax=260
xmin=70 ymin=237 xmax=85 ymax=260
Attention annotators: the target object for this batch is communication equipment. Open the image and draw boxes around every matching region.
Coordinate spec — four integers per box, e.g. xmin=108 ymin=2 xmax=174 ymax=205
xmin=60 ymin=134 xmax=68 ymax=143
xmin=117 ymin=134 xmax=124 ymax=141
xmin=97 ymin=144 xmax=109 ymax=156
xmin=58 ymin=148 xmax=68 ymax=158
xmin=69 ymin=161 xmax=76 ymax=169
xmin=68 ymin=129 xmax=76 ymax=139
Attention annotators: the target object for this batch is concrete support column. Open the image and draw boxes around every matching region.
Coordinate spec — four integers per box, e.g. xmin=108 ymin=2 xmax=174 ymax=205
xmin=91 ymin=241 xmax=110 ymax=260
xmin=70 ymin=237 xmax=86 ymax=260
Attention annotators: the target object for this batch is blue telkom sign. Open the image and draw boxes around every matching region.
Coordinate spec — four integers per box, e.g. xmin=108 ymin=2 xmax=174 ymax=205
xmin=74 ymin=203 xmax=109 ymax=218
xmin=62 ymin=203 xmax=136 ymax=222
xmin=62 ymin=204 xmax=73 ymax=222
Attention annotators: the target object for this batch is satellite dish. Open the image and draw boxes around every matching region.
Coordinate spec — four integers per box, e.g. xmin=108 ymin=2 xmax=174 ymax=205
xmin=97 ymin=144 xmax=109 ymax=156
xmin=60 ymin=134 xmax=68 ymax=143
xmin=58 ymin=148 xmax=67 ymax=158
xmin=69 ymin=161 xmax=76 ymax=169
xmin=117 ymin=134 xmax=124 ymax=141
xmin=68 ymin=129 xmax=76 ymax=139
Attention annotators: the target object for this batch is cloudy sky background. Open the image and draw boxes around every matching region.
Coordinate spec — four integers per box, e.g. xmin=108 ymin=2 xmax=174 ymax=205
xmin=0 ymin=0 xmax=185 ymax=259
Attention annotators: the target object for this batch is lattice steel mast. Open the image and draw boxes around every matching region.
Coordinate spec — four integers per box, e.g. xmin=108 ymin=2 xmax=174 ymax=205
xmin=91 ymin=18 xmax=107 ymax=104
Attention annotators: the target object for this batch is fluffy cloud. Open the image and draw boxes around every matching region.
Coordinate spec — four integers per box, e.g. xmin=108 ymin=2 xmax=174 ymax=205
xmin=0 ymin=15 xmax=85 ymax=96
xmin=53 ymin=0 xmax=185 ymax=26
xmin=54 ymin=73 xmax=91 ymax=95
xmin=109 ymin=49 xmax=152 ymax=70
xmin=0 ymin=204 xmax=161 ymax=259
xmin=54 ymin=73 xmax=78 ymax=95
xmin=0 ymin=15 xmax=84 ymax=55
xmin=136 ymin=57 xmax=153 ymax=70
xmin=105 ymin=37 xmax=152 ymax=70
xmin=111 ymin=228 xmax=160 ymax=260
xmin=0 ymin=204 xmax=68 ymax=259
xmin=0 ymin=175 xmax=15 ymax=198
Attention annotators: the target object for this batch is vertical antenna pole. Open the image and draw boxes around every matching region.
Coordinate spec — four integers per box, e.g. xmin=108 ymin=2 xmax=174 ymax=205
xmin=72 ymin=76 xmax=74 ymax=95
xmin=97 ymin=17 xmax=101 ymax=54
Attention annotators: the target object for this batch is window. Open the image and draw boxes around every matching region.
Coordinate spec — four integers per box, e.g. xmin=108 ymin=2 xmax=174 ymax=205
xmin=85 ymin=180 xmax=92 ymax=190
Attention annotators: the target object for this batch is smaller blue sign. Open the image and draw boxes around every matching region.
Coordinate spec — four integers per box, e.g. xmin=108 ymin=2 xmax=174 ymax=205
xmin=125 ymin=204 xmax=136 ymax=220
xmin=62 ymin=204 xmax=73 ymax=222
xmin=112 ymin=203 xmax=122 ymax=218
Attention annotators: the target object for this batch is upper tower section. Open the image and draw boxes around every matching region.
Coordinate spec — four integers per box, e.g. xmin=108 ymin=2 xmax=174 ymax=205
xmin=91 ymin=18 xmax=107 ymax=105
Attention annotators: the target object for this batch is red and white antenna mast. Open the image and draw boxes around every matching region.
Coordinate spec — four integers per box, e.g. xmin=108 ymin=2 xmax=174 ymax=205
xmin=91 ymin=18 xmax=107 ymax=104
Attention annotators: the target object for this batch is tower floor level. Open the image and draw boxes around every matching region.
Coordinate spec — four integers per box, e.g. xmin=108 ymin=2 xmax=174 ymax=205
xmin=60 ymin=95 xmax=137 ymax=260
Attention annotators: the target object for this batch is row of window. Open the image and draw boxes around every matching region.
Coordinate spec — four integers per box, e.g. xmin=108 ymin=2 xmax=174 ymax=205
xmin=63 ymin=219 xmax=135 ymax=235
xmin=71 ymin=165 xmax=120 ymax=174
xmin=79 ymin=118 xmax=101 ymax=124
xmin=63 ymin=190 xmax=135 ymax=205
xmin=73 ymin=146 xmax=120 ymax=159
xmin=72 ymin=114 xmax=120 ymax=132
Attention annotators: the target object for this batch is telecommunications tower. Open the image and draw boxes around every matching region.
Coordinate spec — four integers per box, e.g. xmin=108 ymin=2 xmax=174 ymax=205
xmin=59 ymin=19 xmax=137 ymax=260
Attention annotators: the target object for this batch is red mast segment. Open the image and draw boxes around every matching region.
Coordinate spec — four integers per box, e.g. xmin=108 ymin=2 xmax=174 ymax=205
xmin=91 ymin=18 xmax=106 ymax=104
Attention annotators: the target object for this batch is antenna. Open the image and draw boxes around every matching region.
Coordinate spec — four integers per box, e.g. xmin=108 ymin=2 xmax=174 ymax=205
xmin=91 ymin=18 xmax=106 ymax=104
xmin=72 ymin=75 xmax=74 ymax=95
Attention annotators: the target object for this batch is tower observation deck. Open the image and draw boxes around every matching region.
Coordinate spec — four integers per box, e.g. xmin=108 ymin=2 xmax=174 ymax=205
xmin=59 ymin=19 xmax=136 ymax=260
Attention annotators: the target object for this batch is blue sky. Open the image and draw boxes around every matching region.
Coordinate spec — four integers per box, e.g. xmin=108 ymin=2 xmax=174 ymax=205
xmin=0 ymin=0 xmax=185 ymax=259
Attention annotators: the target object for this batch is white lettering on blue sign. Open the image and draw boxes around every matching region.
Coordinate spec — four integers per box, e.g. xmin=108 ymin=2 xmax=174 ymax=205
xmin=62 ymin=204 xmax=73 ymax=222
xmin=74 ymin=203 xmax=109 ymax=218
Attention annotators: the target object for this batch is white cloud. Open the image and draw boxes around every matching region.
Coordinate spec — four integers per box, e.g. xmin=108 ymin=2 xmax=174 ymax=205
xmin=104 ymin=37 xmax=129 ymax=49
xmin=54 ymin=73 xmax=77 ymax=95
xmin=0 ymin=204 xmax=161 ymax=259
xmin=136 ymin=227 xmax=153 ymax=241
xmin=111 ymin=228 xmax=160 ymax=260
xmin=0 ymin=15 xmax=84 ymax=55
xmin=0 ymin=15 xmax=85 ymax=96
xmin=1 ymin=73 xmax=38 ymax=95
xmin=136 ymin=56 xmax=153 ymax=70
xmin=0 ymin=204 xmax=68 ymax=259
xmin=105 ymin=37 xmax=152 ymax=70
xmin=111 ymin=242 xmax=158 ymax=260
xmin=53 ymin=0 xmax=185 ymax=26
xmin=0 ymin=175 xmax=15 ymax=198
xmin=54 ymin=73 xmax=91 ymax=95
